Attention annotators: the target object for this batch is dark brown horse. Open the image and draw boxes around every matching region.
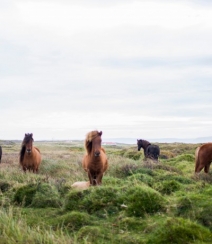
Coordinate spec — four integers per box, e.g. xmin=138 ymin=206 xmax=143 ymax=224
xmin=0 ymin=146 xmax=2 ymax=163
xmin=137 ymin=139 xmax=160 ymax=161
xmin=19 ymin=133 xmax=41 ymax=173
xmin=195 ymin=143 xmax=212 ymax=173
xmin=82 ymin=130 xmax=108 ymax=186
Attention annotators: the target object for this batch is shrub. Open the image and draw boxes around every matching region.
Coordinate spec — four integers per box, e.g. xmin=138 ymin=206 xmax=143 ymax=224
xmin=64 ymin=189 xmax=90 ymax=211
xmin=197 ymin=206 xmax=212 ymax=230
xmin=128 ymin=173 xmax=155 ymax=187
xmin=123 ymin=150 xmax=142 ymax=160
xmin=82 ymin=186 xmax=121 ymax=215
xmin=13 ymin=184 xmax=37 ymax=206
xmin=0 ymin=181 xmax=11 ymax=193
xmin=53 ymin=211 xmax=92 ymax=231
xmin=147 ymin=217 xmax=212 ymax=244
xmin=31 ymin=183 xmax=62 ymax=208
xmin=154 ymin=180 xmax=181 ymax=195
xmin=122 ymin=186 xmax=166 ymax=217
xmin=77 ymin=226 xmax=103 ymax=243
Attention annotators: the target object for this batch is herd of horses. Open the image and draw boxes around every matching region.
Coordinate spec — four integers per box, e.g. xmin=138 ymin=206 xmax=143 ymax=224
xmin=0 ymin=131 xmax=212 ymax=186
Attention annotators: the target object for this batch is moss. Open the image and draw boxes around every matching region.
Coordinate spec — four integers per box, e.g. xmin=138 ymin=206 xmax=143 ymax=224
xmin=147 ymin=217 xmax=212 ymax=244
xmin=154 ymin=180 xmax=181 ymax=195
xmin=64 ymin=189 xmax=90 ymax=211
xmin=77 ymin=226 xmax=103 ymax=243
xmin=123 ymin=150 xmax=143 ymax=160
xmin=53 ymin=211 xmax=92 ymax=231
xmin=31 ymin=183 xmax=62 ymax=208
xmin=176 ymin=196 xmax=193 ymax=217
xmin=13 ymin=184 xmax=37 ymax=206
xmin=82 ymin=186 xmax=121 ymax=215
xmin=128 ymin=173 xmax=155 ymax=187
xmin=123 ymin=186 xmax=166 ymax=217
xmin=0 ymin=181 xmax=11 ymax=192
xmin=118 ymin=217 xmax=145 ymax=231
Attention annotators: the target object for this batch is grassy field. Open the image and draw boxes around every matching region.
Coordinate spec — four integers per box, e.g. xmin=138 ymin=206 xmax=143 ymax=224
xmin=0 ymin=140 xmax=212 ymax=243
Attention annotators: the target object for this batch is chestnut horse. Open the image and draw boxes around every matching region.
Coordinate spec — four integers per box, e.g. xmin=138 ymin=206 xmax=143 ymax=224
xmin=19 ymin=133 xmax=41 ymax=173
xmin=195 ymin=143 xmax=212 ymax=173
xmin=82 ymin=130 xmax=108 ymax=186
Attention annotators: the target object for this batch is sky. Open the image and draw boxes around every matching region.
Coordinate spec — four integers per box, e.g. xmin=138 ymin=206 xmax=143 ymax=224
xmin=0 ymin=0 xmax=212 ymax=142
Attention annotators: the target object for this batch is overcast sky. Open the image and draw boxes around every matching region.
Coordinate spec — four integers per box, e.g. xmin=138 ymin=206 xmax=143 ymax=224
xmin=0 ymin=0 xmax=212 ymax=141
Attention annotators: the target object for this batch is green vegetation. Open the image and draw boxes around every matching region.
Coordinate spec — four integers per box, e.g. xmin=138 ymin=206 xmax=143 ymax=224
xmin=0 ymin=141 xmax=211 ymax=243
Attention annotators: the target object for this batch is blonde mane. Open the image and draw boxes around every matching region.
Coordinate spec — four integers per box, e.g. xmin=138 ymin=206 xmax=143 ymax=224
xmin=84 ymin=130 xmax=102 ymax=154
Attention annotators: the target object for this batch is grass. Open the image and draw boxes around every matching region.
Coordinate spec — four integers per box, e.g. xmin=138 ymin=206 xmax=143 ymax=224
xmin=0 ymin=140 xmax=211 ymax=243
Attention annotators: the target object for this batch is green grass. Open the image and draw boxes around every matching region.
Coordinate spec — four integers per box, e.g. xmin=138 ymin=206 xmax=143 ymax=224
xmin=0 ymin=140 xmax=211 ymax=243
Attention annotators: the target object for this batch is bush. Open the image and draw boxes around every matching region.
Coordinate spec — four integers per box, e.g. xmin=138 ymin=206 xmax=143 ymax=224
xmin=82 ymin=186 xmax=121 ymax=215
xmin=64 ymin=189 xmax=90 ymax=211
xmin=77 ymin=226 xmax=103 ymax=243
xmin=176 ymin=196 xmax=193 ymax=217
xmin=31 ymin=183 xmax=62 ymax=208
xmin=128 ymin=173 xmax=155 ymax=187
xmin=53 ymin=211 xmax=92 ymax=231
xmin=0 ymin=181 xmax=11 ymax=193
xmin=122 ymin=186 xmax=166 ymax=217
xmin=13 ymin=184 xmax=37 ymax=206
xmin=154 ymin=180 xmax=181 ymax=195
xmin=147 ymin=217 xmax=212 ymax=244
xmin=123 ymin=150 xmax=142 ymax=160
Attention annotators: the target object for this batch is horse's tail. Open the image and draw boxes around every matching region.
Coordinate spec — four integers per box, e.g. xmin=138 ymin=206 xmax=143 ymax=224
xmin=19 ymin=146 xmax=26 ymax=164
xmin=195 ymin=147 xmax=200 ymax=173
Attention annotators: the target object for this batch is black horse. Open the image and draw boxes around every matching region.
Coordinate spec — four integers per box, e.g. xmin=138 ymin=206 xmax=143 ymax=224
xmin=0 ymin=146 xmax=2 ymax=163
xmin=137 ymin=139 xmax=160 ymax=161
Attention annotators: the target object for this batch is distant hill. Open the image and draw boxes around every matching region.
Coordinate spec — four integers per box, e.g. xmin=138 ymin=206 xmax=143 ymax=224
xmin=103 ymin=137 xmax=212 ymax=144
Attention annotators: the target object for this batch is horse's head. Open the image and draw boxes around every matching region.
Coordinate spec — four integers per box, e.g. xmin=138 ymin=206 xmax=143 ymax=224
xmin=22 ymin=133 xmax=34 ymax=154
xmin=137 ymin=139 xmax=143 ymax=151
xmin=93 ymin=131 xmax=102 ymax=157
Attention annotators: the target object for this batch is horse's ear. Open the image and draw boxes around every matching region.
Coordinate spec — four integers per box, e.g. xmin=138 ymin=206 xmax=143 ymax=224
xmin=31 ymin=133 xmax=33 ymax=137
xmin=99 ymin=131 xmax=102 ymax=136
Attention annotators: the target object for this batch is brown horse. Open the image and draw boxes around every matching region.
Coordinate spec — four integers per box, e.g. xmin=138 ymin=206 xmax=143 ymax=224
xmin=82 ymin=130 xmax=108 ymax=186
xmin=195 ymin=143 xmax=212 ymax=173
xmin=19 ymin=133 xmax=41 ymax=173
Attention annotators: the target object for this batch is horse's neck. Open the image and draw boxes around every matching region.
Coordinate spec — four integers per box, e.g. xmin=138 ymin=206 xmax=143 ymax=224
xmin=142 ymin=140 xmax=151 ymax=151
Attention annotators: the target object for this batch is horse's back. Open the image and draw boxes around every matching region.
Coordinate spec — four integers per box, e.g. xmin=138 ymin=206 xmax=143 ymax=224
xmin=195 ymin=143 xmax=212 ymax=173
xmin=147 ymin=144 xmax=160 ymax=159
xmin=200 ymin=143 xmax=212 ymax=159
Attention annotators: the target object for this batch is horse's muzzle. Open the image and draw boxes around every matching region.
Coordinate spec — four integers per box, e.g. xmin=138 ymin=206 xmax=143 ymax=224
xmin=26 ymin=149 xmax=31 ymax=154
xmin=94 ymin=151 xmax=100 ymax=157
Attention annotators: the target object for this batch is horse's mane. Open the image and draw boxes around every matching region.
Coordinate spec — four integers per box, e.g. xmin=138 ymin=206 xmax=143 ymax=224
xmin=142 ymin=139 xmax=151 ymax=149
xmin=84 ymin=130 xmax=102 ymax=154
xmin=20 ymin=146 xmax=25 ymax=163
xmin=19 ymin=133 xmax=34 ymax=163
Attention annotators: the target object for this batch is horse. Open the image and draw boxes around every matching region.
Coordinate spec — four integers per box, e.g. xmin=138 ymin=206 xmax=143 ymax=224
xmin=195 ymin=143 xmax=212 ymax=173
xmin=19 ymin=133 xmax=41 ymax=173
xmin=0 ymin=146 xmax=2 ymax=163
xmin=137 ymin=139 xmax=160 ymax=161
xmin=82 ymin=130 xmax=108 ymax=186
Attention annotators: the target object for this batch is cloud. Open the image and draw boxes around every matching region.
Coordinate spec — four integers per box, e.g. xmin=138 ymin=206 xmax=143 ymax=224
xmin=0 ymin=0 xmax=212 ymax=140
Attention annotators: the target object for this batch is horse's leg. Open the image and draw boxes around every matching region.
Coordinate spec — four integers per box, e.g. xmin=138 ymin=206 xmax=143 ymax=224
xmin=88 ymin=170 xmax=94 ymax=185
xmin=204 ymin=163 xmax=211 ymax=173
xmin=195 ymin=163 xmax=205 ymax=173
xmin=96 ymin=173 xmax=103 ymax=185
